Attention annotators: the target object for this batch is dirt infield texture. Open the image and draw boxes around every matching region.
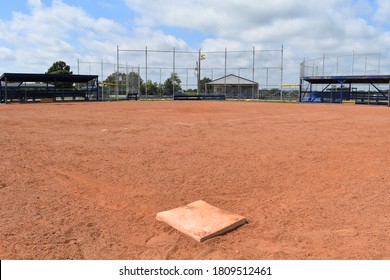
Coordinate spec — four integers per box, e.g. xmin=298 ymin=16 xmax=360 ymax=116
xmin=1 ymin=101 xmax=389 ymax=260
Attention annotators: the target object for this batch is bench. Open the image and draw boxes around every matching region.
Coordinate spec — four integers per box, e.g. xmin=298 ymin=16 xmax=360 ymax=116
xmin=174 ymin=94 xmax=225 ymax=100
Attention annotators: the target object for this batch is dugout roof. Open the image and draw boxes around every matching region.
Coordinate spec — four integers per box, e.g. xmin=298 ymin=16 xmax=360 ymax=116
xmin=0 ymin=73 xmax=98 ymax=83
xmin=302 ymin=75 xmax=390 ymax=84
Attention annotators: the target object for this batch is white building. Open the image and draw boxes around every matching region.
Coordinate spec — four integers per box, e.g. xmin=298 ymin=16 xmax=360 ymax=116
xmin=206 ymin=74 xmax=259 ymax=99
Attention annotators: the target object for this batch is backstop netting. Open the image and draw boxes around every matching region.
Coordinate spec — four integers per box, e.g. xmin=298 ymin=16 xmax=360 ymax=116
xmin=115 ymin=46 xmax=284 ymax=100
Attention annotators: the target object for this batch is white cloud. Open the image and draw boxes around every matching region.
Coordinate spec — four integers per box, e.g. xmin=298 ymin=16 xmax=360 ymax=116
xmin=27 ymin=0 xmax=43 ymax=9
xmin=0 ymin=0 xmax=126 ymax=73
xmin=0 ymin=47 xmax=14 ymax=60
xmin=0 ymin=0 xmax=195 ymax=76
xmin=137 ymin=0 xmax=390 ymax=80
xmin=125 ymin=0 xmax=311 ymax=32
xmin=123 ymin=0 xmax=387 ymax=53
xmin=373 ymin=0 xmax=390 ymax=23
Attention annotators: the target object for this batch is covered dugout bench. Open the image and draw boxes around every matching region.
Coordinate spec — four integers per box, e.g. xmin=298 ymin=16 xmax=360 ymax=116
xmin=299 ymin=75 xmax=390 ymax=106
xmin=0 ymin=73 xmax=99 ymax=103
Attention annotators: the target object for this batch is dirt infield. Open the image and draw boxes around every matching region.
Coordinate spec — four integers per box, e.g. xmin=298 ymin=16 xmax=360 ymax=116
xmin=1 ymin=101 xmax=389 ymax=260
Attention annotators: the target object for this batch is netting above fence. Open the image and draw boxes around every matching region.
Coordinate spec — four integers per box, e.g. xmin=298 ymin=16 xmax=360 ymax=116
xmin=75 ymin=46 xmax=305 ymax=101
xmin=116 ymin=46 xmax=284 ymax=99
xmin=300 ymin=51 xmax=382 ymax=78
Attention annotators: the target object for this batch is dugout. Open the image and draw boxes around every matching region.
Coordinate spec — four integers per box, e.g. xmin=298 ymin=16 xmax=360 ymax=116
xmin=0 ymin=73 xmax=99 ymax=103
xmin=300 ymin=75 xmax=390 ymax=106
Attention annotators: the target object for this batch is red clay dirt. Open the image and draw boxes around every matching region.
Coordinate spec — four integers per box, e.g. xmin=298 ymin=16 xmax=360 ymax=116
xmin=0 ymin=101 xmax=389 ymax=260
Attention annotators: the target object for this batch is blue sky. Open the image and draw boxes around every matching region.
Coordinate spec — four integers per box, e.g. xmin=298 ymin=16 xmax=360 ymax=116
xmin=1 ymin=0 xmax=390 ymax=85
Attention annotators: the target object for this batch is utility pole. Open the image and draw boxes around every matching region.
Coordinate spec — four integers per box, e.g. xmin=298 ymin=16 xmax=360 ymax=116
xmin=196 ymin=49 xmax=206 ymax=95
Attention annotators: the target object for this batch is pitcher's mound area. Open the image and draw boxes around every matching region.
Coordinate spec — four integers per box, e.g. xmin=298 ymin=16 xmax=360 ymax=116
xmin=156 ymin=200 xmax=246 ymax=242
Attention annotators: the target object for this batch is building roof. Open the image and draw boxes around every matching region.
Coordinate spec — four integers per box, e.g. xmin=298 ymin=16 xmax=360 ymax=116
xmin=0 ymin=73 xmax=98 ymax=83
xmin=207 ymin=74 xmax=258 ymax=86
xmin=302 ymin=75 xmax=390 ymax=84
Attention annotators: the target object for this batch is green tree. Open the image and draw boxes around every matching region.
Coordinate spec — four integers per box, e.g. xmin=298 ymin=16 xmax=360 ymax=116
xmin=104 ymin=72 xmax=126 ymax=85
xmin=46 ymin=61 xmax=73 ymax=75
xmin=46 ymin=61 xmax=73 ymax=88
xmin=143 ymin=80 xmax=159 ymax=95
xmin=105 ymin=72 xmax=143 ymax=94
xmin=163 ymin=72 xmax=182 ymax=95
xmin=199 ymin=77 xmax=212 ymax=93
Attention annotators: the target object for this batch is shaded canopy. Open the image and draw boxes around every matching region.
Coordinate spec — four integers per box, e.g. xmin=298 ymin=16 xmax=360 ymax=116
xmin=302 ymin=75 xmax=390 ymax=84
xmin=0 ymin=73 xmax=98 ymax=83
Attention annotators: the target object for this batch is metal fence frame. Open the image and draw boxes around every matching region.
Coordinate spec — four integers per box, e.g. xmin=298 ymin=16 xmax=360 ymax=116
xmin=115 ymin=46 xmax=285 ymax=100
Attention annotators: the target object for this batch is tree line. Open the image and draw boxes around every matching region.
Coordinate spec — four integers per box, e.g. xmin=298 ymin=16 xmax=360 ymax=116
xmin=46 ymin=60 xmax=211 ymax=94
xmin=104 ymin=71 xmax=212 ymax=95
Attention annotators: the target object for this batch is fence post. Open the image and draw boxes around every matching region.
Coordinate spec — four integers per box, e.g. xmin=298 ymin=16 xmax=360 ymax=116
xmin=145 ymin=46 xmax=148 ymax=100
xmin=172 ymin=47 xmax=176 ymax=98
xmin=252 ymin=46 xmax=255 ymax=99
xmin=116 ymin=45 xmax=120 ymax=101
xmin=224 ymin=47 xmax=227 ymax=96
xmin=280 ymin=45 xmax=284 ymax=100
xmin=197 ymin=49 xmax=201 ymax=95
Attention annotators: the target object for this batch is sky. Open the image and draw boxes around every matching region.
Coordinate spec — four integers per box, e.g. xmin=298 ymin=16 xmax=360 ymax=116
xmin=1 ymin=0 xmax=390 ymax=86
